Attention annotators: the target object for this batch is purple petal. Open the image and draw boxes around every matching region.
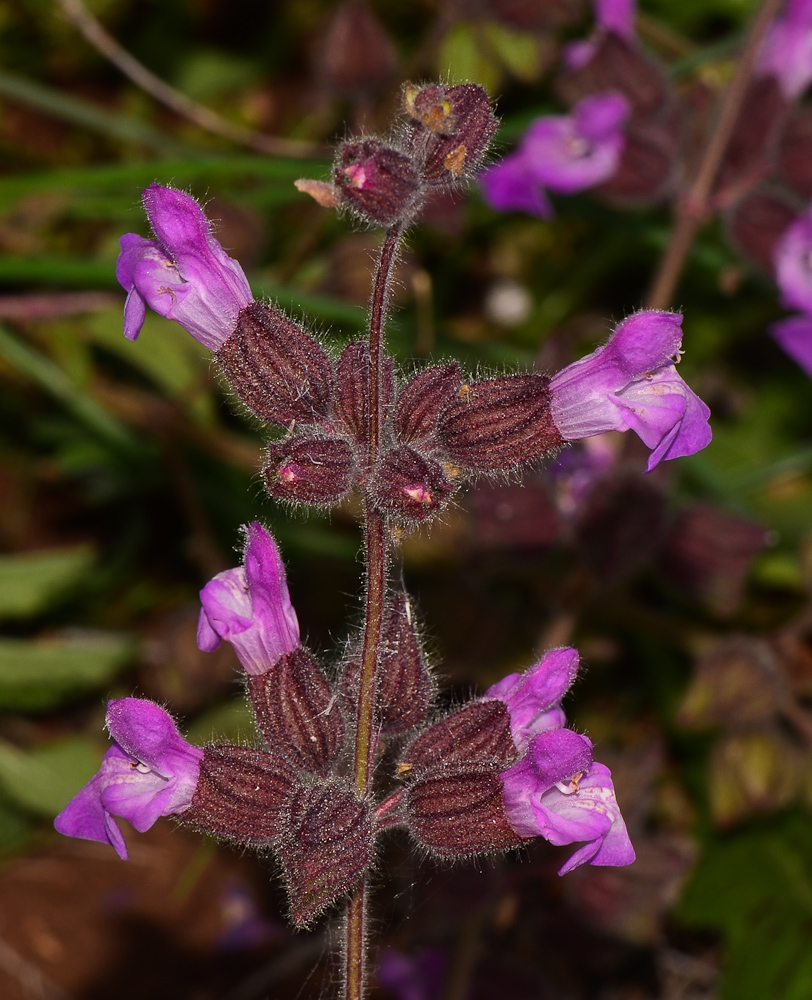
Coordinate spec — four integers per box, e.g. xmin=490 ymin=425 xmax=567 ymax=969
xmin=479 ymin=154 xmax=554 ymax=219
xmin=757 ymin=0 xmax=812 ymax=99
xmin=500 ymin=730 xmax=594 ymax=837
xmin=596 ymin=0 xmax=636 ymax=39
xmin=54 ymin=745 xmax=130 ymax=860
xmin=106 ymin=698 xmax=201 ymax=777
xmin=197 ymin=523 xmax=300 ymax=676
xmin=602 ymin=311 xmax=685 ymax=375
xmin=770 ymin=314 xmax=812 ymax=376
xmin=564 ymin=39 xmax=598 ymax=70
xmin=574 ymin=93 xmax=630 ymax=141
xmin=486 ymin=647 xmax=579 ymax=750
xmin=773 ymin=212 xmax=812 ymax=314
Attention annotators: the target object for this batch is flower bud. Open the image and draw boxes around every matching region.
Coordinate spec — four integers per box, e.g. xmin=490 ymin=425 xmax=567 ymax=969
xmin=333 ymin=340 xmax=395 ymax=443
xmin=596 ymin=122 xmax=675 ymax=203
xmin=370 ymin=446 xmax=459 ymax=521
xmin=394 ymin=363 xmax=461 ymax=444
xmin=779 ymin=107 xmax=812 ymax=200
xmin=182 ymin=746 xmax=297 ymax=846
xmin=319 ymin=0 xmax=396 ymax=98
xmin=406 ymin=768 xmax=522 ymax=857
xmin=727 ymin=188 xmax=798 ymax=272
xmin=342 ymin=593 xmax=433 ymax=735
xmin=265 ymin=435 xmax=355 ymax=504
xmin=277 ymin=781 xmax=374 ymax=927
xmin=437 ymin=374 xmax=562 ymax=471
xmin=247 ymin=647 xmax=345 ymax=772
xmin=405 ymin=700 xmax=518 ymax=774
xmin=334 ymin=139 xmax=422 ymax=227
xmin=403 ymin=82 xmax=498 ymax=186
xmin=217 ymin=303 xmax=333 ymax=426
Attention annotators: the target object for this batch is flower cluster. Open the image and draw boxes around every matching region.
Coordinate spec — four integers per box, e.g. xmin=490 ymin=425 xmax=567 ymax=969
xmin=769 ymin=204 xmax=812 ymax=376
xmin=56 ymin=523 xmax=633 ymax=921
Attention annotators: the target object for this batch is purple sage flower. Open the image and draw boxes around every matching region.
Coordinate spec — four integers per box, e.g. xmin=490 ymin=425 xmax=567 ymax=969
xmin=489 ymin=648 xmax=635 ymax=874
xmin=549 ymin=311 xmax=712 ymax=472
xmin=117 ymin=184 xmax=253 ymax=348
xmin=773 ymin=204 xmax=812 ymax=314
xmin=757 ymin=0 xmax=812 ymax=100
xmin=197 ymin=521 xmax=300 ymax=675
xmin=486 ymin=646 xmax=579 ymax=750
xmin=480 ymin=93 xmax=630 ymax=219
xmin=565 ymin=0 xmax=637 ymax=70
xmin=54 ymin=698 xmax=203 ymax=860
xmin=770 ymin=314 xmax=812 ymax=376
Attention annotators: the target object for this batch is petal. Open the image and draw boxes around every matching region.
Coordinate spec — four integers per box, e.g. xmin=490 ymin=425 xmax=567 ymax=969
xmin=199 ymin=567 xmax=254 ymax=642
xmin=770 ymin=314 xmax=812 ymax=376
xmin=522 ymin=111 xmax=625 ymax=194
xmin=602 ymin=311 xmax=684 ymax=376
xmin=54 ymin=746 xmax=130 ymax=860
xmin=243 ymin=522 xmax=300 ymax=658
xmin=757 ymin=0 xmax=812 ymax=98
xmin=774 ymin=214 xmax=812 ymax=314
xmin=196 ymin=607 xmax=222 ymax=652
xmin=596 ymin=0 xmax=636 ymax=39
xmin=573 ymin=93 xmax=630 ymax=142
xmin=106 ymin=698 xmax=202 ymax=777
xmin=479 ymin=154 xmax=554 ymax=219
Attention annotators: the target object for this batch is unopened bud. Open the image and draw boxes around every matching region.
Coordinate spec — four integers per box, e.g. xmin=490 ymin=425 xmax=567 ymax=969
xmin=370 ymin=446 xmax=459 ymax=521
xmin=277 ymin=781 xmax=374 ymax=927
xmin=333 ymin=340 xmax=395 ymax=443
xmin=265 ymin=435 xmax=355 ymax=504
xmin=406 ymin=768 xmax=522 ymax=856
xmin=727 ymin=189 xmax=797 ymax=272
xmin=779 ymin=106 xmax=812 ymax=200
xmin=217 ymin=303 xmax=333 ymax=426
xmin=597 ymin=123 xmax=675 ymax=202
xmin=319 ymin=0 xmax=396 ymax=98
xmin=394 ymin=363 xmax=461 ymax=443
xmin=403 ymin=82 xmax=498 ymax=186
xmin=247 ymin=647 xmax=345 ymax=772
xmin=437 ymin=374 xmax=562 ymax=471
xmin=182 ymin=746 xmax=297 ymax=846
xmin=335 ymin=139 xmax=422 ymax=227
xmin=342 ymin=593 xmax=433 ymax=734
xmin=406 ymin=700 xmax=518 ymax=774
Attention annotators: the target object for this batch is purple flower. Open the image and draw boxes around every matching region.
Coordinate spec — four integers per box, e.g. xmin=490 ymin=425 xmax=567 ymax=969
xmin=565 ymin=0 xmax=637 ymax=70
xmin=54 ymin=699 xmax=202 ymax=860
xmin=490 ymin=649 xmax=635 ymax=874
xmin=549 ymin=311 xmax=712 ymax=472
xmin=376 ymin=948 xmax=447 ymax=1000
xmin=480 ymin=94 xmax=630 ymax=219
xmin=197 ymin=521 xmax=300 ymax=675
xmin=486 ymin=646 xmax=579 ymax=750
xmin=501 ymin=754 xmax=636 ymax=874
xmin=117 ymin=184 xmax=253 ymax=348
xmin=757 ymin=0 xmax=812 ymax=100
xmin=770 ymin=314 xmax=812 ymax=376
xmin=773 ymin=205 xmax=812 ymax=314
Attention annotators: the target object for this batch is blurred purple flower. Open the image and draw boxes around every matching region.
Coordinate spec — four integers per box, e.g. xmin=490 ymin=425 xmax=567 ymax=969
xmin=117 ymin=184 xmax=253 ymax=348
xmin=770 ymin=315 xmax=812 ymax=376
xmin=480 ymin=93 xmax=630 ymax=219
xmin=549 ymin=311 xmax=712 ymax=472
xmin=773 ymin=204 xmax=812 ymax=313
xmin=757 ymin=0 xmax=812 ymax=99
xmin=197 ymin=521 xmax=300 ymax=675
xmin=54 ymin=699 xmax=202 ymax=860
xmin=565 ymin=0 xmax=637 ymax=70
xmin=377 ymin=948 xmax=447 ymax=1000
xmin=549 ymin=434 xmax=618 ymax=518
xmin=486 ymin=646 xmax=579 ymax=750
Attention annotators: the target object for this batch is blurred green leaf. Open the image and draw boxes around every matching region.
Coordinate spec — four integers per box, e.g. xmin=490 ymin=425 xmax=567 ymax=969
xmin=438 ymin=23 xmax=500 ymax=95
xmin=0 ymin=736 xmax=102 ymax=816
xmin=0 ymin=546 xmax=96 ymax=620
xmin=482 ymin=23 xmax=541 ymax=83
xmin=678 ymin=813 xmax=812 ymax=1000
xmin=185 ymin=696 xmax=257 ymax=746
xmin=0 ymin=633 xmax=135 ymax=711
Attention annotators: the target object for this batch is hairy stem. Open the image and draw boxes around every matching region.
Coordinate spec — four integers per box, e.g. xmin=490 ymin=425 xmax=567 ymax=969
xmin=645 ymin=0 xmax=782 ymax=310
xmin=344 ymin=225 xmax=402 ymax=1000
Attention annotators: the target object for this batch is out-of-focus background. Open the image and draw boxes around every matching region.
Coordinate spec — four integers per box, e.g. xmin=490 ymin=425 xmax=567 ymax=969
xmin=1 ymin=0 xmax=812 ymax=997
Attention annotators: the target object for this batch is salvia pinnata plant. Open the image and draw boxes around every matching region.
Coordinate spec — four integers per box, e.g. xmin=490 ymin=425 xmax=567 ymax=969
xmin=55 ymin=80 xmax=712 ymax=999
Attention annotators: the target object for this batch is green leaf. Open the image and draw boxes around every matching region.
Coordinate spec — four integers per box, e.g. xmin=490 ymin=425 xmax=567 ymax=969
xmin=0 ymin=546 xmax=96 ymax=619
xmin=0 ymin=736 xmax=103 ymax=816
xmin=482 ymin=23 xmax=541 ymax=83
xmin=678 ymin=813 xmax=812 ymax=1000
xmin=0 ymin=633 xmax=135 ymax=711
xmin=437 ymin=24 xmax=500 ymax=96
